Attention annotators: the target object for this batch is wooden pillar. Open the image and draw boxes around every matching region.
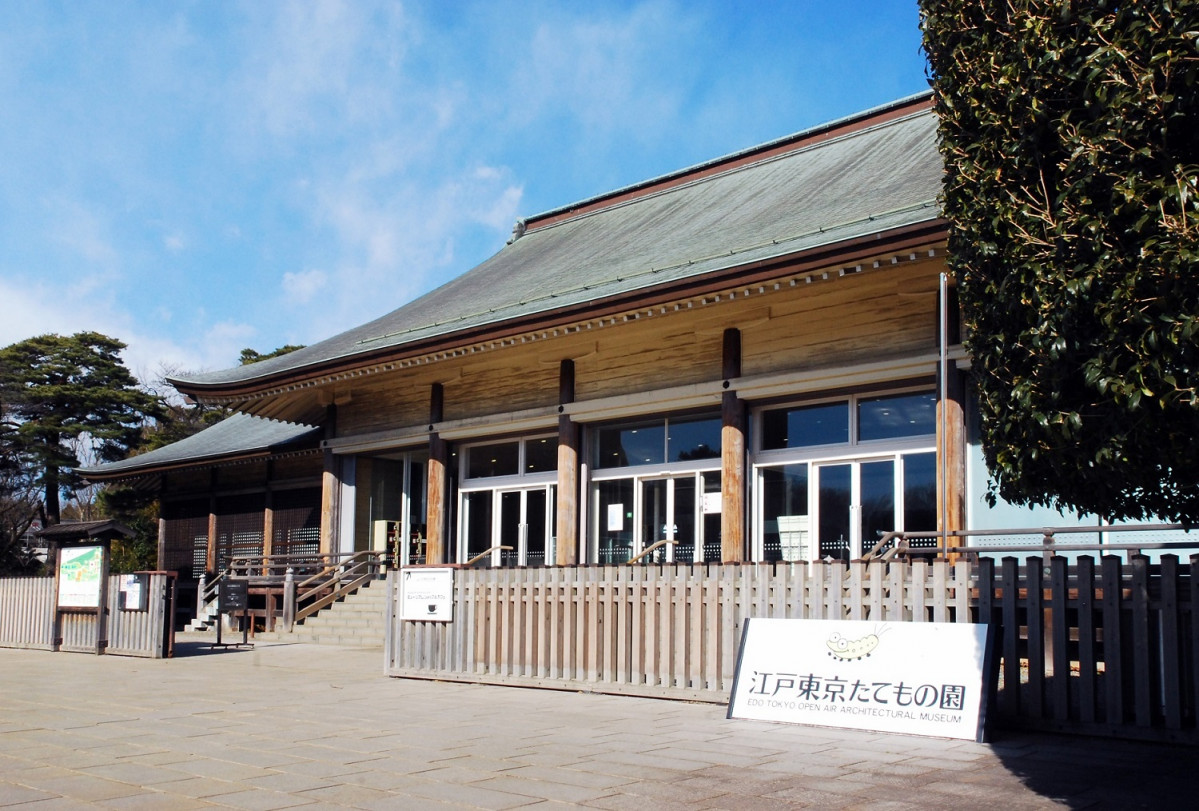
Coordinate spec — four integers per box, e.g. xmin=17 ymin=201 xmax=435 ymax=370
xmin=262 ymin=461 xmax=275 ymax=575
xmin=426 ymin=384 xmax=449 ymax=564
xmin=556 ymin=360 xmax=579 ymax=565
xmin=938 ymin=365 xmax=967 ymax=540
xmin=937 ymin=277 xmax=966 ymax=549
xmin=206 ymin=470 xmax=218 ymax=572
xmin=721 ymin=328 xmax=746 ymax=562
xmin=319 ymin=405 xmax=338 ymax=555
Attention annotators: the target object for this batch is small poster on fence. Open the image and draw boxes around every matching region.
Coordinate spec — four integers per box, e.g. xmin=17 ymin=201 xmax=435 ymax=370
xmin=400 ymin=567 xmax=454 ymax=622
xmin=728 ymin=617 xmax=994 ymax=742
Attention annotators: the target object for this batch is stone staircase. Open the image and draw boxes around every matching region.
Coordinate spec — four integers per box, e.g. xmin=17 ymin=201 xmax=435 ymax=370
xmin=251 ymin=579 xmax=388 ymax=648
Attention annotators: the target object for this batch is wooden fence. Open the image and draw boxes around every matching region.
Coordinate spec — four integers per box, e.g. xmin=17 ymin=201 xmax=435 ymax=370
xmin=0 ymin=577 xmax=55 ymax=650
xmin=977 ymin=554 xmax=1198 ymax=743
xmin=0 ymin=574 xmax=174 ymax=658
xmin=385 ymin=557 xmax=1199 ymax=742
xmin=385 ymin=561 xmax=974 ymax=702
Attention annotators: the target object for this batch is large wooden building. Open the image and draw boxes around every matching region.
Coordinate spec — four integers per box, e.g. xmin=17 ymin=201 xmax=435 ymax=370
xmin=89 ymin=93 xmax=967 ymax=582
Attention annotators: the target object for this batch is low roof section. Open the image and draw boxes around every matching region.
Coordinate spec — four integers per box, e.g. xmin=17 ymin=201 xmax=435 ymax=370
xmin=79 ymin=412 xmax=321 ymax=486
xmin=168 ymin=92 xmax=946 ymax=424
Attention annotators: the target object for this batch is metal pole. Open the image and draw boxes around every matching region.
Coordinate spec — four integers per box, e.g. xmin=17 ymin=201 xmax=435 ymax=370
xmin=939 ymin=271 xmax=950 ymax=550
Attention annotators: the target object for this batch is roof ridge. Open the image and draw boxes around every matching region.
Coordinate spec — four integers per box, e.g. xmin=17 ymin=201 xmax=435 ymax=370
xmin=517 ymin=91 xmax=934 ymax=235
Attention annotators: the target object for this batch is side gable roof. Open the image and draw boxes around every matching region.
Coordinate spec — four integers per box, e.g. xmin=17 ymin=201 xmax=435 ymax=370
xmin=170 ymin=92 xmax=943 ymax=404
xmin=79 ymin=413 xmax=321 ymax=481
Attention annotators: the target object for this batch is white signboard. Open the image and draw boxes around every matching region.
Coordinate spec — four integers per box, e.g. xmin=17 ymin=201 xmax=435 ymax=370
xmin=400 ymin=567 xmax=455 ymax=622
xmin=702 ymin=492 xmax=722 ymax=515
xmin=728 ymin=618 xmax=993 ymax=741
xmin=57 ymin=545 xmax=105 ymax=609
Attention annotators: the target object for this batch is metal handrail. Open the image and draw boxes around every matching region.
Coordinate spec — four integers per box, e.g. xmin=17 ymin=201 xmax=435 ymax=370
xmin=626 ymin=539 xmax=677 ymax=565
xmin=465 ymin=545 xmax=513 ymax=566
xmin=861 ymin=522 xmax=1192 ymax=562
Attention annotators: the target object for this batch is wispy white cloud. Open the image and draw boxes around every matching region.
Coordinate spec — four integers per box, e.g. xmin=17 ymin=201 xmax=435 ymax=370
xmin=282 ymin=269 xmax=328 ymax=304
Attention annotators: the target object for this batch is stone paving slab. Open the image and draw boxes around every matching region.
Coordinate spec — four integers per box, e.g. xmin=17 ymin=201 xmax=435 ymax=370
xmin=2 ymin=637 xmax=1198 ymax=808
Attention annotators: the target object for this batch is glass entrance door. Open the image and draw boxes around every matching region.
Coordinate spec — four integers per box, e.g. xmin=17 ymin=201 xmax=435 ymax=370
xmin=815 ymin=459 xmax=896 ymax=561
xmin=464 ymin=486 xmax=554 ymax=566
xmin=638 ymin=476 xmax=705 ymax=563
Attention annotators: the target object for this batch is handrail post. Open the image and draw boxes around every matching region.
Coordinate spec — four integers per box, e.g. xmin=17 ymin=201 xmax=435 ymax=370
xmin=283 ymin=567 xmax=296 ymax=632
xmin=196 ymin=571 xmax=208 ymax=615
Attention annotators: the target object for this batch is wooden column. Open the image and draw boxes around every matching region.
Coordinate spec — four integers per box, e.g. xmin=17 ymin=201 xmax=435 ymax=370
xmin=262 ymin=461 xmax=275 ymax=574
xmin=206 ymin=470 xmax=218 ymax=572
xmin=425 ymin=384 xmax=449 ymax=564
xmin=319 ymin=405 xmax=338 ymax=555
xmin=938 ymin=365 xmax=967 ymax=540
xmin=720 ymin=328 xmax=746 ymax=562
xmin=556 ymin=360 xmax=580 ymax=566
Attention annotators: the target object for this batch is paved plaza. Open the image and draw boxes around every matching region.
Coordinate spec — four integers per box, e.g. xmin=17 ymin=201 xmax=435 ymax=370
xmin=1 ymin=637 xmax=1196 ymax=809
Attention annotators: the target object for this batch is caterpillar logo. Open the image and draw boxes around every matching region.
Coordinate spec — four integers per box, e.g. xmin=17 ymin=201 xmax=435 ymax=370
xmin=825 ymin=631 xmax=880 ymax=661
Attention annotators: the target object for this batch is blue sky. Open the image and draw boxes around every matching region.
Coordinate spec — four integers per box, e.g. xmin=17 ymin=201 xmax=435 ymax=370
xmin=0 ymin=1 xmax=929 ymax=385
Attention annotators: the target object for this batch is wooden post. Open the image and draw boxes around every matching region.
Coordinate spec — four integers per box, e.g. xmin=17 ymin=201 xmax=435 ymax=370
xmin=262 ymin=462 xmax=275 ymax=576
xmin=319 ymin=404 xmax=339 ymax=556
xmin=206 ymin=477 xmax=218 ymax=574
xmin=721 ymin=328 xmax=745 ymax=562
xmin=557 ymin=360 xmax=579 ymax=565
xmin=426 ymin=383 xmax=448 ymax=564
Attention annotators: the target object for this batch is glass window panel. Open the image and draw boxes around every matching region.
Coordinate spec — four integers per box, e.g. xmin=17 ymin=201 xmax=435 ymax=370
xmin=595 ymin=421 xmax=665 ymax=468
xmin=672 ymin=477 xmax=697 ymax=563
xmin=903 ymin=452 xmax=938 ymax=544
xmin=525 ymin=488 xmax=551 ymax=566
xmin=761 ymin=402 xmax=849 ymax=450
xmin=467 ymin=441 xmax=519 ymax=478
xmin=667 ymin=416 xmax=721 ymax=462
xmin=524 ymin=436 xmax=557 ymax=473
xmin=702 ymin=472 xmax=722 ymax=562
xmin=858 ymin=392 xmax=937 ymax=441
xmin=463 ymin=491 xmax=493 ymax=562
xmin=861 ymin=460 xmax=896 ymax=554
xmin=761 ymin=464 xmax=809 ymax=562
xmin=640 ymin=479 xmax=671 ymax=563
xmin=818 ymin=464 xmax=852 ymax=562
xmin=595 ymin=479 xmax=634 ymax=563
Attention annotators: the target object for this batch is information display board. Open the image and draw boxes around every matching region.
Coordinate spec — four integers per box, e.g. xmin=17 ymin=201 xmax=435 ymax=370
xmin=400 ymin=567 xmax=454 ymax=622
xmin=728 ymin=617 xmax=994 ymax=742
xmin=56 ymin=545 xmax=105 ymax=609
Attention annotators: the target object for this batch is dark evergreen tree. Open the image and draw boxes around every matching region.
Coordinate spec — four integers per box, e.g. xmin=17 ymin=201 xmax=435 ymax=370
xmin=921 ymin=0 xmax=1199 ymax=523
xmin=0 ymin=332 xmax=163 ymax=525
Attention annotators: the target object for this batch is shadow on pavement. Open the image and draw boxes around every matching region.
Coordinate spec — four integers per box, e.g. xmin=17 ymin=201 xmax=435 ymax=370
xmin=991 ymin=728 xmax=1199 ymax=809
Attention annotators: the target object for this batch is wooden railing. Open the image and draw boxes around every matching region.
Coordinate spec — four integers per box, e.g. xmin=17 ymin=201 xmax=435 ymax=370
xmin=199 ymin=551 xmax=387 ymax=631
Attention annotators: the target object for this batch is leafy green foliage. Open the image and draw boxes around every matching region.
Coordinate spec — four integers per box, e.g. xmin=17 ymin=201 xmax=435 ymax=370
xmin=921 ymin=1 xmax=1199 ymax=523
xmin=0 ymin=332 xmax=164 ymax=525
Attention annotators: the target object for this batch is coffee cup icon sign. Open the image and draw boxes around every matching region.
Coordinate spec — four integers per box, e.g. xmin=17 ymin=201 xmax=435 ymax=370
xmin=427 ymin=603 xmax=437 ymax=614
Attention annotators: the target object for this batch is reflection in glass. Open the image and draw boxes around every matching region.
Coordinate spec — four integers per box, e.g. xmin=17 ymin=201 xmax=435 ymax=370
xmin=596 ymin=422 xmax=665 ymax=468
xmin=525 ymin=437 xmax=557 ymax=473
xmin=818 ymin=464 xmax=852 ymax=561
xmin=858 ymin=392 xmax=937 ymax=441
xmin=860 ymin=460 xmax=895 ymax=556
xmin=464 ymin=491 xmax=493 ymax=563
xmin=761 ymin=464 xmax=809 ymax=562
xmin=467 ymin=441 xmax=519 ymax=478
xmin=668 ymin=417 xmax=721 ymax=462
xmin=596 ymin=479 xmax=634 ymax=563
xmin=904 ymin=452 xmax=938 ymax=546
xmin=761 ymin=402 xmax=849 ymax=449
